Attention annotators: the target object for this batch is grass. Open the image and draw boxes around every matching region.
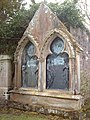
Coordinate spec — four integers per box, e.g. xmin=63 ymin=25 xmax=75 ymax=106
xmin=0 ymin=108 xmax=50 ymax=120
xmin=0 ymin=108 xmax=68 ymax=120
xmin=0 ymin=114 xmax=48 ymax=120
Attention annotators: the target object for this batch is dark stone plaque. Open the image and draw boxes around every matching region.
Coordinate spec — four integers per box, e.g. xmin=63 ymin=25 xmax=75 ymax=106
xmin=46 ymin=37 xmax=69 ymax=90
xmin=21 ymin=42 xmax=38 ymax=88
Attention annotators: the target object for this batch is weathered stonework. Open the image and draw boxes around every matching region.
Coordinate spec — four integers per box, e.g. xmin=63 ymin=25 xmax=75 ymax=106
xmin=10 ymin=89 xmax=83 ymax=110
xmin=10 ymin=3 xmax=83 ymax=111
xmin=0 ymin=55 xmax=12 ymax=99
xmin=70 ymin=27 xmax=90 ymax=71
xmin=70 ymin=26 xmax=90 ymax=93
xmin=7 ymin=100 xmax=82 ymax=119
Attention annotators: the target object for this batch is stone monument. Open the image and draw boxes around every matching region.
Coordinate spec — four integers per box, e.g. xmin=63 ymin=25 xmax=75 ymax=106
xmin=10 ymin=3 xmax=83 ymax=112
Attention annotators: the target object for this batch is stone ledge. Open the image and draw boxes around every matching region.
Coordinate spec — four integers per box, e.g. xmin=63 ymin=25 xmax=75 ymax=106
xmin=10 ymin=89 xmax=83 ymax=100
xmin=0 ymin=55 xmax=12 ymax=61
xmin=10 ymin=91 xmax=84 ymax=111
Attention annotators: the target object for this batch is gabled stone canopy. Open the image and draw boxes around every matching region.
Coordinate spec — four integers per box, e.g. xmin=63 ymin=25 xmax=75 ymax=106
xmin=12 ymin=3 xmax=83 ymax=111
xmin=24 ymin=3 xmax=61 ymax=42
xmin=15 ymin=3 xmax=82 ymax=60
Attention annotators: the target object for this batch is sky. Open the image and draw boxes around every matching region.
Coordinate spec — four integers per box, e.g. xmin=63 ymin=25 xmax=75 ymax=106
xmin=24 ymin=0 xmax=90 ymax=6
xmin=24 ymin=0 xmax=90 ymax=14
xmin=23 ymin=0 xmax=64 ymax=8
xmin=24 ymin=0 xmax=90 ymax=11
xmin=24 ymin=0 xmax=90 ymax=30
xmin=24 ymin=0 xmax=63 ymax=4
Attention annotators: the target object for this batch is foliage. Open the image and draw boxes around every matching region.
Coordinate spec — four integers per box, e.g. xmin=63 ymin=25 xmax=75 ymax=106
xmin=0 ymin=4 xmax=39 ymax=55
xmin=0 ymin=0 xmax=85 ymax=38
xmin=0 ymin=4 xmax=39 ymax=38
xmin=0 ymin=38 xmax=18 ymax=55
xmin=48 ymin=0 xmax=85 ymax=29
xmin=0 ymin=0 xmax=24 ymax=22
xmin=0 ymin=0 xmax=86 ymax=55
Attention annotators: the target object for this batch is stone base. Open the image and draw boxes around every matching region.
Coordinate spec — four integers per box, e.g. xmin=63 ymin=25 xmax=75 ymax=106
xmin=10 ymin=89 xmax=84 ymax=114
xmin=0 ymin=87 xmax=9 ymax=99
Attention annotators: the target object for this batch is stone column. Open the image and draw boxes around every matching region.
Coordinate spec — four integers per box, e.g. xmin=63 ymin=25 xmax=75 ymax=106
xmin=76 ymin=52 xmax=81 ymax=93
xmin=38 ymin=57 xmax=45 ymax=91
xmin=70 ymin=58 xmax=76 ymax=93
xmin=0 ymin=55 xmax=12 ymax=99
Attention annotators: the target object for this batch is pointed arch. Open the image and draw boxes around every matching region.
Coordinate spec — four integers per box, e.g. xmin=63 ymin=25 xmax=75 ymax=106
xmin=45 ymin=36 xmax=69 ymax=90
xmin=14 ymin=34 xmax=40 ymax=62
xmin=40 ymin=29 xmax=78 ymax=59
xmin=21 ymin=41 xmax=39 ymax=88
xmin=14 ymin=35 xmax=40 ymax=88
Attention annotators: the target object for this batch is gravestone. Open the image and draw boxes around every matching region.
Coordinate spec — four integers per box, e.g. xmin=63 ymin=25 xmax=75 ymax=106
xmin=0 ymin=55 xmax=12 ymax=99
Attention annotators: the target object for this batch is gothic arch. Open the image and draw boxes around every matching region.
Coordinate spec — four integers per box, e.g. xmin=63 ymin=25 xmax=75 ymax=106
xmin=14 ymin=35 xmax=40 ymax=62
xmin=14 ymin=35 xmax=40 ymax=88
xmin=40 ymin=29 xmax=75 ymax=60
xmin=39 ymin=29 xmax=79 ymax=91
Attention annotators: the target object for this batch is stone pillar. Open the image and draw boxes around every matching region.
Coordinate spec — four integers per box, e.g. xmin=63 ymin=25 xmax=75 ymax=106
xmin=0 ymin=55 xmax=12 ymax=99
xmin=38 ymin=57 xmax=45 ymax=91
xmin=70 ymin=58 xmax=76 ymax=93
xmin=76 ymin=52 xmax=81 ymax=93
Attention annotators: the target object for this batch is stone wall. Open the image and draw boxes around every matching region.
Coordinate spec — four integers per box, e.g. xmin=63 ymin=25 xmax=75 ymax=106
xmin=0 ymin=27 xmax=89 ymax=99
xmin=70 ymin=27 xmax=90 ymax=93
xmin=0 ymin=55 xmax=12 ymax=99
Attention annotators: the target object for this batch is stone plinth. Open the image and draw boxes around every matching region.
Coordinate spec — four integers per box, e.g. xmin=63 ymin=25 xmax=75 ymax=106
xmin=0 ymin=55 xmax=12 ymax=99
xmin=10 ymin=89 xmax=83 ymax=111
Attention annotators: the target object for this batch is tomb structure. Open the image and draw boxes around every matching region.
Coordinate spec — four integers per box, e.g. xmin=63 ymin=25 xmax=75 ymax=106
xmin=10 ymin=3 xmax=83 ymax=111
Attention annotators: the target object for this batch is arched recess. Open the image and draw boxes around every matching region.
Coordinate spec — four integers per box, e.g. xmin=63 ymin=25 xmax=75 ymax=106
xmin=21 ymin=42 xmax=39 ymax=88
xmin=40 ymin=29 xmax=75 ymax=92
xmin=14 ymin=35 xmax=40 ymax=89
xmin=46 ymin=37 xmax=69 ymax=90
xmin=40 ymin=29 xmax=75 ymax=59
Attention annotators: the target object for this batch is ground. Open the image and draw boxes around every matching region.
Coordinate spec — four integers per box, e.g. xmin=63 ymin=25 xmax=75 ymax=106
xmin=0 ymin=97 xmax=90 ymax=120
xmin=0 ymin=108 xmax=69 ymax=120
